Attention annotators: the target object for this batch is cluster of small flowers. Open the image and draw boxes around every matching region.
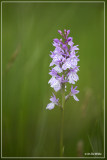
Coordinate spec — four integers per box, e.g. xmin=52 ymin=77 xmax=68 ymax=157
xmin=46 ymin=29 xmax=80 ymax=110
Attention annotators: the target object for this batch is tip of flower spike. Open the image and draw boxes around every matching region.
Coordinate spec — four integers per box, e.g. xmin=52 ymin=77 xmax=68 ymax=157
xmin=64 ymin=29 xmax=67 ymax=34
xmin=67 ymin=30 xmax=70 ymax=36
xmin=58 ymin=30 xmax=62 ymax=35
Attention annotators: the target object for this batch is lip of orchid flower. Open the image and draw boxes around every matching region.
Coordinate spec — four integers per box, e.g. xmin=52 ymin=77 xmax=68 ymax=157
xmin=53 ymin=65 xmax=63 ymax=73
xmin=46 ymin=103 xmax=55 ymax=110
xmin=68 ymin=71 xmax=79 ymax=84
xmin=48 ymin=77 xmax=61 ymax=92
xmin=68 ymin=39 xmax=74 ymax=47
xmin=71 ymin=45 xmax=79 ymax=52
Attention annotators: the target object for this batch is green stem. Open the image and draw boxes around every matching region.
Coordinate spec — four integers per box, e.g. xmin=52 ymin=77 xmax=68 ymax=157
xmin=60 ymin=84 xmax=65 ymax=157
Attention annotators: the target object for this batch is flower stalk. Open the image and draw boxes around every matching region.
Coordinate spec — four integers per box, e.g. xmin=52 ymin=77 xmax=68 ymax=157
xmin=60 ymin=84 xmax=65 ymax=156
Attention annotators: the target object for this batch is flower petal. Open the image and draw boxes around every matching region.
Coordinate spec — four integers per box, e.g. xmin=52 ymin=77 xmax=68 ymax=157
xmin=46 ymin=103 xmax=55 ymax=110
xmin=73 ymin=95 xmax=79 ymax=101
xmin=53 ymin=65 xmax=62 ymax=73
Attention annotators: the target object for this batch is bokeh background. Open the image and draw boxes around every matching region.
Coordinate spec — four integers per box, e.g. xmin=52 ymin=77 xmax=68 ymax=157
xmin=1 ymin=2 xmax=104 ymax=157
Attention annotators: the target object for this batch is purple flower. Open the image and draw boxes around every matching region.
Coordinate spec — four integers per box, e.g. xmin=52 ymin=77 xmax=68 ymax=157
xmin=50 ymin=53 xmax=64 ymax=67
xmin=48 ymin=77 xmax=61 ymax=92
xmin=49 ymin=68 xmax=58 ymax=77
xmin=71 ymin=86 xmax=79 ymax=101
xmin=46 ymin=93 xmax=59 ymax=110
xmin=67 ymin=30 xmax=70 ymax=36
xmin=68 ymin=37 xmax=74 ymax=46
xmin=46 ymin=29 xmax=80 ymax=109
xmin=53 ymin=65 xmax=63 ymax=73
xmin=58 ymin=30 xmax=63 ymax=36
xmin=67 ymin=69 xmax=79 ymax=84
xmin=50 ymin=93 xmax=59 ymax=104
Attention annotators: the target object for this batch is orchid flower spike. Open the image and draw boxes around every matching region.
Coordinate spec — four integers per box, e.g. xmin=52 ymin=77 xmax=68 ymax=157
xmin=46 ymin=29 xmax=80 ymax=110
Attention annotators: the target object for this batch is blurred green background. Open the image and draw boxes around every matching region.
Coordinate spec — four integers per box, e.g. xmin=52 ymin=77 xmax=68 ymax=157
xmin=2 ymin=2 xmax=104 ymax=157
